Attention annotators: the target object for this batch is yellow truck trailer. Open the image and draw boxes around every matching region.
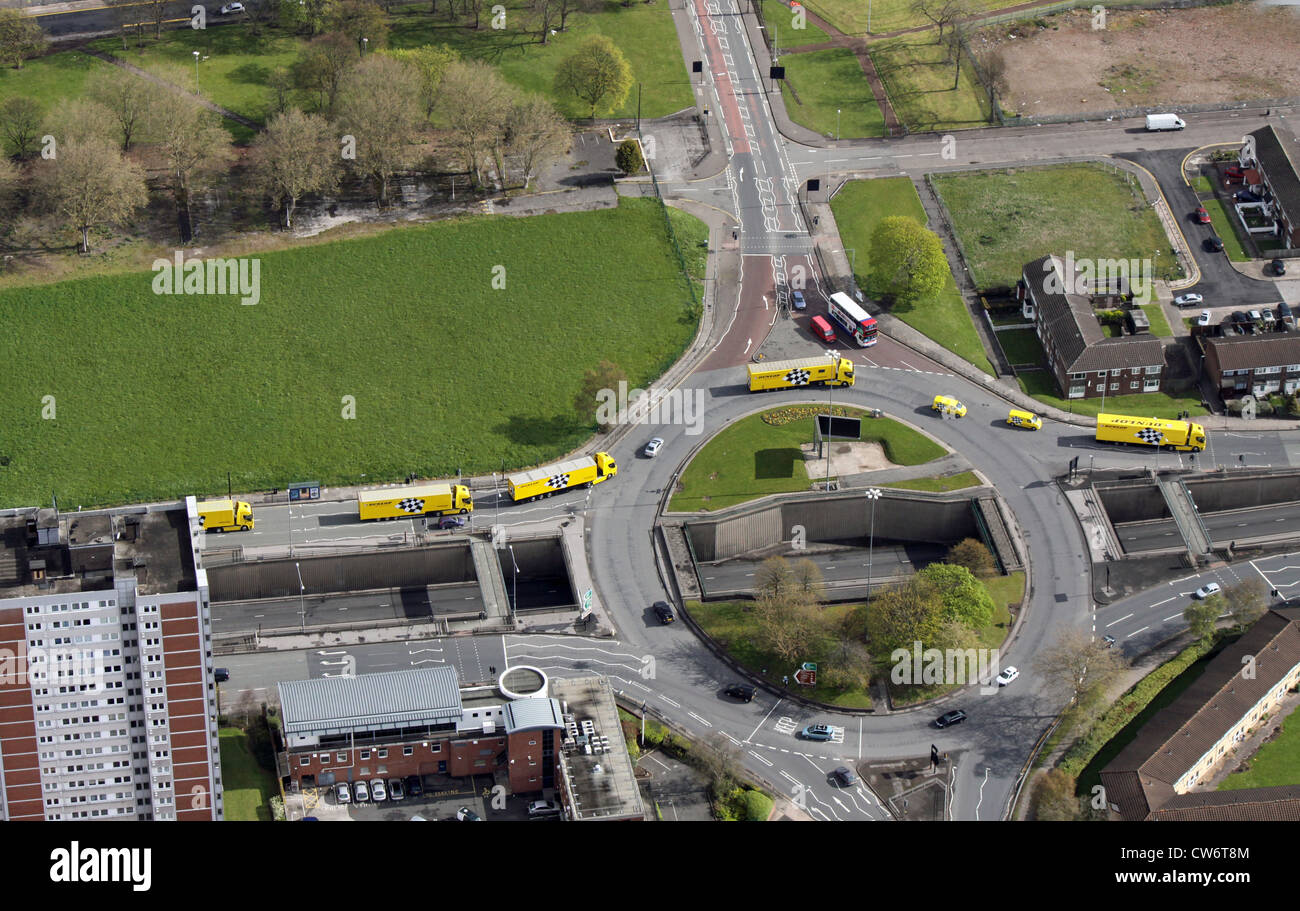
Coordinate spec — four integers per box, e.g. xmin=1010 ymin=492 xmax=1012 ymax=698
xmin=508 ymin=452 xmax=617 ymax=502
xmin=358 ymin=483 xmax=473 ymax=521
xmin=196 ymin=499 xmax=255 ymax=532
xmin=747 ymin=357 xmax=854 ymax=392
xmin=1095 ymin=413 xmax=1206 ymax=451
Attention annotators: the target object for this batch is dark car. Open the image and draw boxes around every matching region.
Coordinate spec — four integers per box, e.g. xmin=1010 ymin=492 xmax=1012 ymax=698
xmin=438 ymin=515 xmax=467 ymax=529
xmin=934 ymin=709 xmax=968 ymax=728
xmin=1231 ymin=311 xmax=1251 ymax=324
xmin=1272 ymin=259 xmax=1287 ymax=276
xmin=652 ymin=600 xmax=675 ymax=624
xmin=791 ymin=290 xmax=806 ymax=311
xmin=831 ymin=766 xmax=858 ymax=787
xmin=214 ymin=667 xmax=229 ymax=683
xmin=404 ymin=775 xmax=423 ymax=798
xmin=1235 ymin=188 xmax=1261 ymax=202
xmin=724 ymin=684 xmax=756 ymax=702
xmin=1205 ymin=235 xmax=1225 ymax=252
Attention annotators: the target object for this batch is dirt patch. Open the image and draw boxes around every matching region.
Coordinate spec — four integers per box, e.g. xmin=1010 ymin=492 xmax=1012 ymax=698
xmin=971 ymin=5 xmax=1300 ymax=117
xmin=801 ymin=440 xmax=898 ymax=475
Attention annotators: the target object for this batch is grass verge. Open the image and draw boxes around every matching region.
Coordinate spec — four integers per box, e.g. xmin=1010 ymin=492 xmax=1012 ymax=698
xmin=871 ymin=36 xmax=990 ymax=132
xmin=778 ymin=48 xmax=886 ymax=138
xmin=1016 ymin=371 xmax=1206 ymax=419
xmin=882 ymin=470 xmax=981 ymax=492
xmin=218 ymin=727 xmax=278 ymax=821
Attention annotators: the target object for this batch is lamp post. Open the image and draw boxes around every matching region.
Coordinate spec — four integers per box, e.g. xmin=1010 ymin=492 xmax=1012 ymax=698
xmin=864 ymin=488 xmax=882 ymax=607
xmin=193 ymin=50 xmax=200 ymax=91
xmin=508 ymin=544 xmax=519 ymax=622
xmin=825 ymin=349 xmax=839 ymax=490
xmin=361 ymin=36 xmax=368 ymax=54
xmin=836 ymin=108 xmax=841 ymax=141
xmin=296 ymin=561 xmax=306 ymax=630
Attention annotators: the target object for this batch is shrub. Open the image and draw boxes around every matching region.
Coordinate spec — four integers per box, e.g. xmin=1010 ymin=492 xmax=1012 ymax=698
xmin=616 ymin=139 xmax=644 ymax=176
xmin=742 ymin=788 xmax=774 ymax=821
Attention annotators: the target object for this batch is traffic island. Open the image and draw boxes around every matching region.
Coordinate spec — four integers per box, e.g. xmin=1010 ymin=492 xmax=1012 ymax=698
xmin=862 ymin=755 xmax=957 ymax=821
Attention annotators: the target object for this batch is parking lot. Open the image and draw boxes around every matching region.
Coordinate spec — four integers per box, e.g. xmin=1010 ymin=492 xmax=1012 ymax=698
xmin=294 ymin=773 xmax=564 ymax=822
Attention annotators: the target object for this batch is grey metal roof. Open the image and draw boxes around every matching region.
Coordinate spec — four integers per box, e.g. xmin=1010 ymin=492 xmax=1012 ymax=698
xmin=279 ymin=667 xmax=463 ymax=737
xmin=503 ymin=697 xmax=564 ymax=733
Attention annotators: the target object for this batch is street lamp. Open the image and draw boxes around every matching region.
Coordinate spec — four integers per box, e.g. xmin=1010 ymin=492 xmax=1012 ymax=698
xmin=825 ymin=349 xmax=839 ymax=490
xmin=836 ymin=108 xmax=841 ymax=141
xmin=296 ymin=561 xmax=306 ymax=630
xmin=508 ymin=544 xmax=519 ymax=622
xmin=361 ymin=36 xmax=368 ymax=54
xmin=193 ymin=50 xmax=200 ymax=90
xmin=864 ymin=488 xmax=882 ymax=607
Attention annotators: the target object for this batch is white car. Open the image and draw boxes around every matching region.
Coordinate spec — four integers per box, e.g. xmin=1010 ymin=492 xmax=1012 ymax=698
xmin=996 ymin=666 xmax=1019 ymax=686
xmin=353 ymin=780 xmax=369 ymax=802
xmin=643 ymin=437 xmax=663 ymax=458
xmin=335 ymin=782 xmax=351 ymax=804
xmin=1174 ymin=293 xmax=1204 ymax=307
xmin=1198 ymin=310 xmax=1212 ymax=327
xmin=1193 ymin=582 xmax=1222 ymax=600
xmin=219 ymin=2 xmax=245 ymax=13
xmin=370 ymin=778 xmax=387 ymax=802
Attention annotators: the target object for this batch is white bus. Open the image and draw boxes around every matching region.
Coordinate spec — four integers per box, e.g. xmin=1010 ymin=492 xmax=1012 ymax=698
xmin=828 ymin=292 xmax=878 ymax=347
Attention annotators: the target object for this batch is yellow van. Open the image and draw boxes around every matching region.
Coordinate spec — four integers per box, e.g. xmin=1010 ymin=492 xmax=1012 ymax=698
xmin=932 ymin=395 xmax=967 ymax=417
xmin=1007 ymin=409 xmax=1042 ymax=430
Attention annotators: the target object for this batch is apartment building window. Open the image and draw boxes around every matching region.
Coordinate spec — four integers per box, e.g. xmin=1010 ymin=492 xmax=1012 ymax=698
xmin=1144 ymin=379 xmax=1160 ymax=392
xmin=1109 ymin=383 xmax=1118 ymax=391
xmin=1110 ymin=368 xmax=1121 ymax=376
xmin=336 ymin=752 xmax=346 ymax=763
xmin=403 ymin=746 xmax=413 ymax=756
xmin=359 ymin=750 xmax=370 ymax=760
xmin=377 ymin=749 xmax=387 ymax=759
xmin=299 ymin=756 xmax=311 ymax=767
xmin=1145 ymin=366 xmax=1161 ymax=374
xmin=1129 ymin=381 xmax=1139 ymax=390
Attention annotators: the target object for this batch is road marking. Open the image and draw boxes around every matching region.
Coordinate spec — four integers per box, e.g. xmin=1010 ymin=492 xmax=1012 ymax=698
xmin=1126 ymin=626 xmax=1150 ymax=638
xmin=688 ymin=711 xmax=713 ymax=727
xmin=1163 ymin=613 xmax=1184 ymax=622
xmin=1104 ymin=613 xmax=1134 ymax=627
xmin=748 ymin=750 xmax=774 ymax=767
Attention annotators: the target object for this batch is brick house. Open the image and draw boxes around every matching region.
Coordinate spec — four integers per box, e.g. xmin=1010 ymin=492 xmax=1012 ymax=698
xmin=1204 ymin=333 xmax=1300 ymax=399
xmin=1020 ymin=254 xmax=1165 ymax=400
xmin=1243 ymin=124 xmax=1300 ymax=250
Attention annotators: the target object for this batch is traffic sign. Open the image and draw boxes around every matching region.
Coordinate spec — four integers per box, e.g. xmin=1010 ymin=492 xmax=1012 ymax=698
xmin=801 ymin=662 xmax=817 ymax=672
xmin=794 ymin=667 xmax=816 ymax=686
xmin=580 ymin=589 xmax=593 ymax=619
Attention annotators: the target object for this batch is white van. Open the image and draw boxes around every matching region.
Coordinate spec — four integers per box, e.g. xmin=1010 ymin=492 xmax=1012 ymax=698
xmin=1145 ymin=114 xmax=1186 ymax=131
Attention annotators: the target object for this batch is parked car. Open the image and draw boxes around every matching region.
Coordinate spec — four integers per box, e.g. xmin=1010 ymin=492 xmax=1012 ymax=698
xmin=1272 ymin=259 xmax=1287 ymax=276
xmin=652 ymin=600 xmax=675 ymax=624
xmin=1205 ymin=235 xmax=1225 ymax=252
xmin=1173 ymin=293 xmax=1203 ymax=307
xmin=528 ymin=799 xmax=563 ymax=817
xmin=1006 ymin=409 xmax=1042 ymax=431
xmin=800 ymin=723 xmax=835 ymax=741
xmin=1194 ymin=206 xmax=1210 ymax=224
xmin=1193 ymin=582 xmax=1222 ymax=600
xmin=931 ymin=395 xmax=967 ymax=417
xmin=934 ymin=709 xmax=967 ymax=728
xmin=405 ymin=775 xmax=424 ymax=798
xmin=643 ymin=437 xmax=664 ymax=458
xmin=335 ymin=782 xmax=351 ymax=804
xmin=1231 ymin=311 xmax=1251 ymax=324
xmin=831 ymin=766 xmax=858 ymax=787
xmin=724 ymin=683 xmax=756 ymax=702
xmin=1236 ymin=188 xmax=1261 ymax=202
xmin=1262 ymin=309 xmax=1276 ymax=326
xmin=354 ymin=780 xmax=370 ymax=802
xmin=1198 ymin=310 xmax=1212 ymax=327
xmin=388 ymin=778 xmax=405 ymax=801
xmin=1225 ymin=165 xmax=1245 ymax=180
xmin=996 ymin=666 xmax=1020 ymax=686
xmin=370 ymin=779 xmax=387 ymax=802
xmin=438 ymin=514 xmax=466 ymax=529
xmin=219 ymin=2 xmax=244 ymax=12
xmin=791 ymin=290 xmax=806 ymax=311
xmin=214 ymin=667 xmax=230 ymax=682
xmin=456 ymin=806 xmax=482 ymax=821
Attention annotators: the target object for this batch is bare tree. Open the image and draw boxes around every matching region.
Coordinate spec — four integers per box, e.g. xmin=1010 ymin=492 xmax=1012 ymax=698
xmin=693 ymin=732 xmax=744 ymax=797
xmin=503 ymin=94 xmax=569 ymax=190
xmin=267 ymin=67 xmax=296 ymax=117
xmin=250 ymin=108 xmax=340 ymax=228
xmin=792 ymin=558 xmax=824 ymax=596
xmin=89 ymin=69 xmax=153 ymax=151
xmin=1222 ymin=579 xmax=1269 ymax=630
xmin=1032 ymin=627 xmax=1126 ymax=715
xmin=753 ymin=590 xmax=825 ymax=664
xmin=754 ymin=555 xmax=794 ymax=600
xmin=46 ymin=98 xmax=118 ymax=147
xmin=0 ymin=95 xmax=43 ymax=159
xmin=530 ymin=0 xmax=559 ymax=44
xmin=336 ymin=54 xmax=424 ymax=206
xmin=328 ymin=0 xmax=389 ymax=54
xmin=438 ymin=60 xmax=516 ymax=188
xmin=383 ymin=45 xmax=459 ymax=121
xmin=154 ymin=93 xmax=235 ymax=243
xmin=910 ymin=0 xmax=969 ymax=45
xmin=293 ymin=32 xmax=359 ymax=115
xmin=40 ymin=137 xmax=147 ymax=253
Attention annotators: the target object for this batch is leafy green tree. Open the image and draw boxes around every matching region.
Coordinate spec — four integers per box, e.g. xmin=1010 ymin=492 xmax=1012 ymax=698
xmin=0 ymin=9 xmax=47 ymax=70
xmin=918 ymin=563 xmax=993 ymax=630
xmin=328 ymin=0 xmax=389 ymax=53
xmin=866 ymin=574 xmax=945 ymax=659
xmin=946 ymin=537 xmax=995 ymax=578
xmin=1184 ymin=596 xmax=1221 ymax=641
xmin=281 ymin=0 xmax=339 ymax=35
xmin=868 ymin=215 xmax=948 ymax=306
xmin=0 ymin=95 xmax=43 ymax=159
xmin=293 ymin=32 xmax=359 ymax=115
xmin=554 ymin=35 xmax=632 ymax=117
xmin=615 ymin=138 xmax=643 ymax=175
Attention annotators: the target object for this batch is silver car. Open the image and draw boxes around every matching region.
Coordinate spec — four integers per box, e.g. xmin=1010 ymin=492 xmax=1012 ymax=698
xmin=644 ymin=437 xmax=664 ymax=458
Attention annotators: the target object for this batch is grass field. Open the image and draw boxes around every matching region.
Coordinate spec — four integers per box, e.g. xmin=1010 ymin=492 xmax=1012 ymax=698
xmin=831 ymin=178 xmax=994 ymax=374
xmin=800 ymin=0 xmax=1019 ymax=35
xmin=778 ymin=48 xmax=887 ymax=139
xmin=688 ymin=599 xmax=873 ymax=708
xmin=218 ymin=728 xmax=278 ymax=821
xmin=669 ymin=406 xmax=945 ymax=512
xmin=0 ymin=198 xmax=705 ymax=507
xmin=764 ymin=0 xmax=832 ymax=45
xmin=882 ymin=470 xmax=981 ymax=492
xmin=932 ymin=163 xmax=1180 ymax=290
xmin=871 ymin=36 xmax=990 ymax=132
xmin=996 ymin=328 xmax=1045 ymax=366
xmin=1017 ymin=371 xmax=1206 ymax=419
xmin=0 ymin=50 xmax=115 ymax=112
xmin=1218 ymin=704 xmax=1300 ymax=791
xmin=1139 ymin=303 xmax=1173 ymax=337
xmin=1199 ymin=197 xmax=1251 ymax=263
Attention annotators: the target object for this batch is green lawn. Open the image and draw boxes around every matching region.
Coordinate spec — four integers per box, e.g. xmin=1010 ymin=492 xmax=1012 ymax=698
xmin=1191 ymin=176 xmax=1212 ymax=193
xmin=1219 ymin=705 xmax=1300 ymax=791
xmin=801 ymin=0 xmax=1029 ymax=35
xmin=688 ymin=599 xmax=873 ymax=708
xmin=882 ymin=470 xmax=981 ymax=492
xmin=218 ymin=728 xmax=278 ymax=821
xmin=996 ymin=328 xmax=1045 ymax=366
xmin=871 ymin=36 xmax=990 ymax=132
xmin=1016 ymin=371 xmax=1206 ymax=419
xmin=831 ymin=177 xmax=994 ymax=374
xmin=778 ymin=48 xmax=886 ymax=138
xmin=0 ymin=198 xmax=705 ymax=507
xmin=1199 ymin=197 xmax=1251 ymax=263
xmin=1139 ymin=303 xmax=1173 ymax=338
xmin=764 ymin=0 xmax=831 ymax=45
xmin=669 ymin=406 xmax=945 ymax=512
xmin=932 ymin=163 xmax=1180 ymax=290
xmin=0 ymin=49 xmax=117 ymax=111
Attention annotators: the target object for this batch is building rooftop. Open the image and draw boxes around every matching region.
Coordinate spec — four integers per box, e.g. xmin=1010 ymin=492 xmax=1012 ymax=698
xmin=504 ymin=697 xmax=564 ymax=734
xmin=1147 ymin=784 xmax=1300 ymax=822
xmin=0 ymin=506 xmax=195 ymax=599
xmin=1205 ymin=332 xmax=1300 ymax=372
xmin=1250 ymin=123 xmax=1300 ymax=221
xmin=551 ymin=676 xmax=645 ymax=821
xmin=279 ymin=667 xmax=463 ymax=737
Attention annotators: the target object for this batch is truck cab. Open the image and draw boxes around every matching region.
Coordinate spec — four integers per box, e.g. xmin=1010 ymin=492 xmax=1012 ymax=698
xmin=836 ymin=357 xmax=855 ymax=386
xmin=594 ymin=451 xmax=617 ymax=480
xmin=451 ymin=484 xmax=474 ymax=513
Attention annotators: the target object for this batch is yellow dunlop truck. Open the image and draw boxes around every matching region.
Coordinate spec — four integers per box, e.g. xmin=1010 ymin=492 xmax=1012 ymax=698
xmin=196 ymin=498 xmax=255 ymax=532
xmin=508 ymin=452 xmax=617 ymax=502
xmin=1095 ymin=413 xmax=1207 ymax=451
xmin=747 ymin=356 xmax=854 ymax=392
xmin=358 ymin=483 xmax=473 ymax=521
